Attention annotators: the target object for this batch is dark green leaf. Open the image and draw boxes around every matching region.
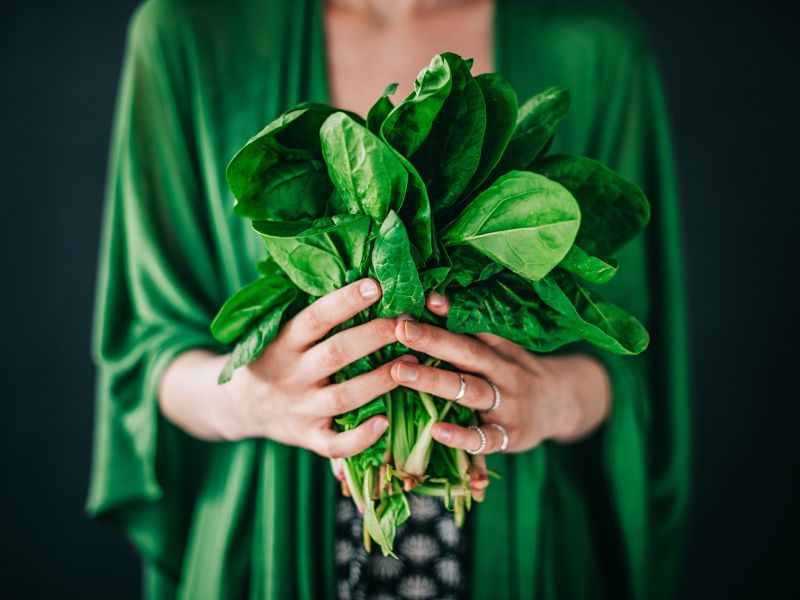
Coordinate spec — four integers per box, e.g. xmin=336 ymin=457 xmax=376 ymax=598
xmin=444 ymin=246 xmax=504 ymax=289
xmin=253 ymin=214 xmax=372 ymax=296
xmin=559 ymin=245 xmax=618 ymax=284
xmin=536 ymin=154 xmax=650 ymax=256
xmin=218 ymin=287 xmax=298 ymax=383
xmin=531 ymin=271 xmax=649 ymax=354
xmin=233 ymin=160 xmax=331 ymax=221
xmin=210 ymin=273 xmax=295 ymax=344
xmin=226 ymin=103 xmax=358 ymax=207
xmin=366 ymin=83 xmax=398 ymax=135
xmin=381 ymin=54 xmax=452 ymax=156
xmin=411 ymin=53 xmax=487 ymax=213
xmin=372 ymin=211 xmax=425 ymax=318
xmin=463 ymin=73 xmax=518 ymax=195
xmin=447 ymin=273 xmax=582 ymax=352
xmin=491 ymin=86 xmax=570 ymax=177
xmin=321 ymin=112 xmax=408 ymax=221
xmin=442 ymin=171 xmax=580 ymax=281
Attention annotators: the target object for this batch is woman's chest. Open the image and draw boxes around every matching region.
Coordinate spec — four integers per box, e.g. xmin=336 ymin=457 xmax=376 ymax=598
xmin=324 ymin=1 xmax=495 ymax=116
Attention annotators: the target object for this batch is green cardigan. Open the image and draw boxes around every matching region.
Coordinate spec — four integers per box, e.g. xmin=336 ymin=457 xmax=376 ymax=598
xmin=88 ymin=0 xmax=690 ymax=598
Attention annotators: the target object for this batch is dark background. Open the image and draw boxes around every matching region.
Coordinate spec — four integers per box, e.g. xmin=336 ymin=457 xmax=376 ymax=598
xmin=1 ymin=1 xmax=797 ymax=598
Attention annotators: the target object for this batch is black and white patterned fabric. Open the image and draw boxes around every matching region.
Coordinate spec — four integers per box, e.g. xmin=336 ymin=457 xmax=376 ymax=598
xmin=335 ymin=490 xmax=471 ymax=600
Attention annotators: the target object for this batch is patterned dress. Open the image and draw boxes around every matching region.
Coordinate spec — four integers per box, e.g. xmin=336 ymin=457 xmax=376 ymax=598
xmin=335 ymin=491 xmax=472 ymax=600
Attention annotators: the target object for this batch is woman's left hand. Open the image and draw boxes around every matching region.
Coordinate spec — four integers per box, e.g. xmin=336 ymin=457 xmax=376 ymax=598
xmin=390 ymin=293 xmax=613 ymax=455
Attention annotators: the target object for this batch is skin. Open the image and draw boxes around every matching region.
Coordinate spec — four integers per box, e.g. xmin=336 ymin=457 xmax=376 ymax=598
xmin=159 ymin=0 xmax=612 ymax=457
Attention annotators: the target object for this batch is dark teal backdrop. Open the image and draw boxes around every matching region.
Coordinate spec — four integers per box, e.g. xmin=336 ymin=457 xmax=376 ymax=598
xmin=1 ymin=1 xmax=797 ymax=598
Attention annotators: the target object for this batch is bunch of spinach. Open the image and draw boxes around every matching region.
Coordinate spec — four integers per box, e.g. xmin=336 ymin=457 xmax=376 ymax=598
xmin=210 ymin=52 xmax=650 ymax=556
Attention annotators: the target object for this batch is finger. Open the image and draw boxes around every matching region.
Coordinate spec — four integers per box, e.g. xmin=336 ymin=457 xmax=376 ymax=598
xmin=432 ymin=422 xmax=504 ymax=454
xmin=314 ymin=355 xmax=418 ymax=416
xmin=389 ymin=362 xmax=496 ymax=411
xmin=302 ymin=317 xmax=398 ymax=379
xmin=474 ymin=332 xmax=532 ymax=364
xmin=313 ymin=416 xmax=390 ymax=459
xmin=279 ymin=279 xmax=382 ymax=350
xmin=426 ymin=292 xmax=450 ymax=317
xmin=395 ymin=319 xmax=507 ymax=377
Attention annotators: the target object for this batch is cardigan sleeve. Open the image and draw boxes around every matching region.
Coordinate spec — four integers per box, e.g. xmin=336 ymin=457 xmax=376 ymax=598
xmin=585 ymin=31 xmax=691 ymax=599
xmin=86 ymin=2 xmax=223 ymax=582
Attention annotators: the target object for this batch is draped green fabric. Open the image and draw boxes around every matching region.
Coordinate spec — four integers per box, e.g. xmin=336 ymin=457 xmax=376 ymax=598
xmin=88 ymin=0 xmax=690 ymax=598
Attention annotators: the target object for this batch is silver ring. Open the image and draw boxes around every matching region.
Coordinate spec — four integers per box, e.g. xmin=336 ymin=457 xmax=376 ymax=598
xmin=453 ymin=373 xmax=467 ymax=403
xmin=487 ymin=423 xmax=510 ymax=452
xmin=481 ymin=381 xmax=501 ymax=414
xmin=467 ymin=425 xmax=487 ymax=455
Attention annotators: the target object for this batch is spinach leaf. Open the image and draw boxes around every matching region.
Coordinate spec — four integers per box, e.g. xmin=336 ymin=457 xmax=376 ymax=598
xmin=462 ymin=73 xmax=518 ymax=196
xmin=411 ymin=53 xmax=487 ymax=213
xmin=536 ymin=154 xmax=650 ymax=256
xmin=394 ymin=152 xmax=434 ymax=262
xmin=444 ymin=245 xmax=504 ymax=289
xmin=227 ymin=103 xmax=354 ymax=208
xmin=531 ymin=271 xmax=649 ymax=354
xmin=371 ymin=210 xmax=425 ymax=318
xmin=253 ymin=214 xmax=372 ymax=296
xmin=559 ymin=245 xmax=618 ymax=284
xmin=442 ymin=171 xmax=580 ymax=281
xmin=367 ymin=83 xmax=398 ymax=136
xmin=217 ymin=286 xmax=298 ymax=383
xmin=490 ymin=86 xmax=570 ymax=177
xmin=210 ymin=272 xmax=295 ymax=344
xmin=321 ymin=112 xmax=408 ymax=221
xmin=233 ymin=159 xmax=331 ymax=221
xmin=447 ymin=273 xmax=582 ymax=352
xmin=381 ymin=54 xmax=452 ymax=156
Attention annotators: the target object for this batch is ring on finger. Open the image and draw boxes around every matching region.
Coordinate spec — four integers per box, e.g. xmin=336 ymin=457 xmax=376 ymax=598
xmin=453 ymin=373 xmax=467 ymax=403
xmin=487 ymin=423 xmax=510 ymax=453
xmin=480 ymin=381 xmax=501 ymax=414
xmin=467 ymin=425 xmax=487 ymax=455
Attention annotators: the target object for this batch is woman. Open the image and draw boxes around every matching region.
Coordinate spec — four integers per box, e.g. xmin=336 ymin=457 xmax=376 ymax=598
xmin=88 ymin=0 xmax=690 ymax=598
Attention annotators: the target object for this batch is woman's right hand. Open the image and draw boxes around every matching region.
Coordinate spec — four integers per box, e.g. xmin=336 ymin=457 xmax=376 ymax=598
xmin=217 ymin=278 xmax=413 ymax=458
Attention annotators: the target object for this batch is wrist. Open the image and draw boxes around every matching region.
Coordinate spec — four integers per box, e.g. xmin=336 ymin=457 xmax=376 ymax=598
xmin=549 ymin=353 xmax=611 ymax=443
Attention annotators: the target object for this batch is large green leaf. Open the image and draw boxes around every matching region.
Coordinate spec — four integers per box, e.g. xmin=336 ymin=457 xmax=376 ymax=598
xmin=232 ymin=160 xmax=331 ymax=221
xmin=536 ymin=154 xmax=650 ymax=256
xmin=411 ymin=53 xmax=487 ymax=213
xmin=393 ymin=151 xmax=434 ymax=262
xmin=531 ymin=271 xmax=649 ymax=355
xmin=462 ymin=73 xmax=518 ymax=196
xmin=381 ymin=54 xmax=452 ymax=156
xmin=442 ymin=171 xmax=580 ymax=281
xmin=371 ymin=211 xmax=425 ymax=318
xmin=210 ymin=272 xmax=295 ymax=344
xmin=447 ymin=273 xmax=582 ymax=352
xmin=217 ymin=287 xmax=298 ymax=383
xmin=320 ymin=112 xmax=408 ymax=221
xmin=253 ymin=214 xmax=372 ymax=296
xmin=227 ymin=104 xmax=341 ymax=204
xmin=490 ymin=86 xmax=570 ymax=177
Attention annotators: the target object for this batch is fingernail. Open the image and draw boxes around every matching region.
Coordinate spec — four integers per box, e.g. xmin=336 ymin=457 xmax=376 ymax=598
xmin=372 ymin=417 xmax=389 ymax=433
xmin=403 ymin=320 xmax=422 ymax=341
xmin=397 ymin=354 xmax=419 ymax=364
xmin=434 ymin=424 xmax=452 ymax=442
xmin=429 ymin=292 xmax=446 ymax=307
xmin=395 ymin=362 xmax=419 ymax=382
xmin=359 ymin=279 xmax=379 ymax=299
xmin=396 ymin=312 xmax=413 ymax=322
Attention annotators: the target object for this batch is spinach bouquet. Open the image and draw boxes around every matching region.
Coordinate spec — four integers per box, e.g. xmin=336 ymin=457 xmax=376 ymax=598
xmin=210 ymin=52 xmax=650 ymax=556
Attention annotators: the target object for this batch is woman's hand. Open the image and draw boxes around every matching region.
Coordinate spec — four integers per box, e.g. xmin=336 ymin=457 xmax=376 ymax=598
xmin=389 ymin=293 xmax=612 ymax=454
xmin=161 ymin=279 xmax=414 ymax=458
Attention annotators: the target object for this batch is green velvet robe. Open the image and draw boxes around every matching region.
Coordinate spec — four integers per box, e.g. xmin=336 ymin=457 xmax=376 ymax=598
xmin=88 ymin=0 xmax=690 ymax=598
